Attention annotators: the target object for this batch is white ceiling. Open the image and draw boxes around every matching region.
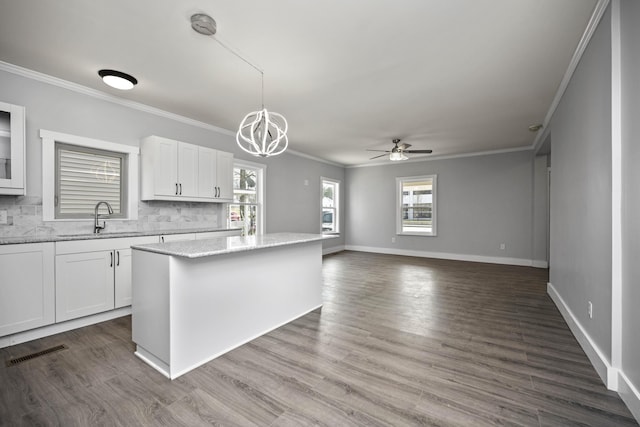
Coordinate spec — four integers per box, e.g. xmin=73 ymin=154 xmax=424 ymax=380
xmin=0 ymin=0 xmax=598 ymax=166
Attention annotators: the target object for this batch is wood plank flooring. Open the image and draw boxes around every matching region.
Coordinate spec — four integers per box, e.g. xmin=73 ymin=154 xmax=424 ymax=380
xmin=1 ymin=250 xmax=637 ymax=426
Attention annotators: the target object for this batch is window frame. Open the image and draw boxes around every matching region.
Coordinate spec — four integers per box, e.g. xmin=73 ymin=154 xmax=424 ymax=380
xmin=54 ymin=142 xmax=128 ymax=219
xmin=41 ymin=129 xmax=139 ymax=222
xmin=321 ymin=177 xmax=340 ymax=235
xmin=396 ymin=174 xmax=437 ymax=236
xmin=229 ymin=159 xmax=266 ymax=236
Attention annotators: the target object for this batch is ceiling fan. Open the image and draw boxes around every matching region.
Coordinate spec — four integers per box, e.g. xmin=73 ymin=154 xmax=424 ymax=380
xmin=367 ymin=139 xmax=433 ymax=161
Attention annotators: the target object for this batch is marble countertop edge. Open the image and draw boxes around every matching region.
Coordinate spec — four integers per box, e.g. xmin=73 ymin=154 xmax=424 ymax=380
xmin=0 ymin=227 xmax=242 ymax=245
xmin=132 ymin=232 xmax=337 ymax=258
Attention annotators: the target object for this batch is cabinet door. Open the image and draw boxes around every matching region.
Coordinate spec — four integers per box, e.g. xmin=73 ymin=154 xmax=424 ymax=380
xmin=55 ymin=250 xmax=115 ymax=322
xmin=216 ymin=151 xmax=234 ymax=200
xmin=0 ymin=243 xmax=54 ymax=336
xmin=114 ymin=248 xmax=133 ymax=308
xmin=178 ymin=142 xmax=199 ymax=197
xmin=0 ymin=102 xmax=26 ymax=194
xmin=154 ymin=137 xmax=179 ymax=196
xmin=197 ymin=146 xmax=216 ymax=199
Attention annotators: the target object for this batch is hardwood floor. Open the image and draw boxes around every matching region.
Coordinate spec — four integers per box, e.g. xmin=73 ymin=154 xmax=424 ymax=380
xmin=1 ymin=250 xmax=637 ymax=426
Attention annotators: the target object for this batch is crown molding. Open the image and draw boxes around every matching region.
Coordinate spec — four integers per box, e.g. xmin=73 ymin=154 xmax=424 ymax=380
xmin=532 ymin=0 xmax=610 ymax=152
xmin=0 ymin=60 xmax=236 ymax=136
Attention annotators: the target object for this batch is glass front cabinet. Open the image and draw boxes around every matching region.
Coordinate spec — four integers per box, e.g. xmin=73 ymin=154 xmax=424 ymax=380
xmin=0 ymin=101 xmax=26 ymax=195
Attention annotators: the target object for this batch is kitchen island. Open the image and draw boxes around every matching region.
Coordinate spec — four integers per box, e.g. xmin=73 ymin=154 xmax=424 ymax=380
xmin=131 ymin=232 xmax=330 ymax=379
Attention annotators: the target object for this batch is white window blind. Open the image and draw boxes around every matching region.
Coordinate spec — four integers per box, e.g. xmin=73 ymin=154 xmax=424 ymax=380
xmin=55 ymin=143 xmax=126 ymax=218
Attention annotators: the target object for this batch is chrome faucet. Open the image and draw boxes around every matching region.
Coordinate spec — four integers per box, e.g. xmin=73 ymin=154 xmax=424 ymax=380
xmin=94 ymin=201 xmax=114 ymax=234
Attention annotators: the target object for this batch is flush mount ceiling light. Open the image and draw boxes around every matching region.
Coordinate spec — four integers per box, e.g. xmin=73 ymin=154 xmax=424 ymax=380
xmin=191 ymin=13 xmax=288 ymax=158
xmin=528 ymin=123 xmax=543 ymax=132
xmin=98 ymin=69 xmax=137 ymax=90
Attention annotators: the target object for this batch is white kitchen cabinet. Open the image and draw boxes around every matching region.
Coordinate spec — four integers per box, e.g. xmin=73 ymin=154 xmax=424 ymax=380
xmin=0 ymin=101 xmax=26 ymax=195
xmin=140 ymin=135 xmax=199 ymax=200
xmin=0 ymin=243 xmax=55 ymax=336
xmin=216 ymin=150 xmax=234 ymax=200
xmin=55 ymin=236 xmax=156 ymax=321
xmin=198 ymin=147 xmax=234 ymax=201
xmin=141 ymin=135 xmax=233 ymax=202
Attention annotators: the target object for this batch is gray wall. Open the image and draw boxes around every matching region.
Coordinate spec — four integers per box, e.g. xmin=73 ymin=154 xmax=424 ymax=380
xmin=621 ymin=0 xmax=640 ymax=402
xmin=0 ymin=67 xmax=345 ymax=250
xmin=549 ymin=6 xmax=613 ymax=361
xmin=265 ymin=152 xmax=345 ymax=251
xmin=345 ymin=150 xmax=536 ymax=262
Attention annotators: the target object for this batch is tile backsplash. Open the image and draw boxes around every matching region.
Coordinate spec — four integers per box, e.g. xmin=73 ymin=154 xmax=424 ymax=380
xmin=0 ymin=196 xmax=223 ymax=238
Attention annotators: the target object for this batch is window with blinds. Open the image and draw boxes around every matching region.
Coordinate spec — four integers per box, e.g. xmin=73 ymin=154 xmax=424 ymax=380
xmin=55 ymin=143 xmax=127 ymax=218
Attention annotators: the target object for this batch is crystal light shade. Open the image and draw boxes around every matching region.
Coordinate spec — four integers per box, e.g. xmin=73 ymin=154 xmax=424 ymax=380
xmin=236 ymin=108 xmax=289 ymax=157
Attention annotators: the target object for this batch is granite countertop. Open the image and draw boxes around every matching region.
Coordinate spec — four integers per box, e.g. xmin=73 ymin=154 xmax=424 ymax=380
xmin=132 ymin=232 xmax=337 ymax=258
xmin=0 ymin=227 xmax=241 ymax=245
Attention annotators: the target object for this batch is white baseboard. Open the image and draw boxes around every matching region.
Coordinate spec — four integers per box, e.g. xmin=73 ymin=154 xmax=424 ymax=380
xmin=344 ymin=245 xmax=536 ymax=267
xmin=323 ymin=245 xmax=345 ymax=256
xmin=0 ymin=307 xmax=132 ymax=349
xmin=546 ymin=282 xmax=616 ymax=389
xmin=532 ymin=259 xmax=549 ymax=268
xmin=618 ymin=371 xmax=640 ymax=422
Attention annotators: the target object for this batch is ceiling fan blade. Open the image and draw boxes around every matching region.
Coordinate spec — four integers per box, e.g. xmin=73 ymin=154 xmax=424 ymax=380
xmin=397 ymin=143 xmax=412 ymax=150
xmin=369 ymin=153 xmax=388 ymax=160
xmin=366 ymin=149 xmax=391 ymax=152
xmin=404 ymin=149 xmax=433 ymax=154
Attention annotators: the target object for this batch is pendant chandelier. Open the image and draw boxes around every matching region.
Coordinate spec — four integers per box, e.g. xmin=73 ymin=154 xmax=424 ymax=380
xmin=191 ymin=13 xmax=289 ymax=158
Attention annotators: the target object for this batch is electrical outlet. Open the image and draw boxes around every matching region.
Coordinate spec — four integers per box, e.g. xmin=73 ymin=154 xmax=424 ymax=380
xmin=391 ymin=237 xmax=396 ymax=243
xmin=499 ymin=243 xmax=505 ymax=250
xmin=588 ymin=301 xmax=593 ymax=319
xmin=0 ymin=210 xmax=7 ymax=225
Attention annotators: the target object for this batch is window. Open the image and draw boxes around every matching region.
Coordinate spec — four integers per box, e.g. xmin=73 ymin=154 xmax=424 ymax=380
xmin=322 ymin=178 xmax=340 ymax=234
xmin=55 ymin=143 xmax=127 ymax=219
xmin=41 ymin=130 xmax=139 ymax=221
xmin=229 ymin=160 xmax=265 ymax=236
xmin=397 ymin=174 xmax=437 ymax=236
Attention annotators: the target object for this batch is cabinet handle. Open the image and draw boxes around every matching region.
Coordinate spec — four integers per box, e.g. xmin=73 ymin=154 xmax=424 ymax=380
xmin=161 ymin=236 xmax=165 ymax=243
xmin=110 ymin=251 xmax=113 ymax=267
xmin=179 ymin=183 xmax=182 ymax=195
xmin=175 ymin=183 xmax=179 ymax=195
xmin=215 ymin=186 xmax=218 ymax=197
xmin=116 ymin=250 xmax=120 ymax=266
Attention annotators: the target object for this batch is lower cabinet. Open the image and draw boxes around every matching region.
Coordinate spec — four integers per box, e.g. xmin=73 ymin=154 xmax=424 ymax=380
xmin=1 ymin=230 xmax=241 ymax=337
xmin=55 ymin=236 xmax=156 ymax=322
xmin=0 ymin=243 xmax=55 ymax=336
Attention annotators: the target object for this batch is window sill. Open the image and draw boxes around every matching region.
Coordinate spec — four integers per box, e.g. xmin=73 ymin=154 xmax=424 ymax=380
xmin=397 ymin=232 xmax=437 ymax=237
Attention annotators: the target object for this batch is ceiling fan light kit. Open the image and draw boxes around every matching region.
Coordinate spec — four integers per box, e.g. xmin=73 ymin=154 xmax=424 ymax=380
xmin=191 ymin=13 xmax=289 ymax=158
xmin=368 ymin=138 xmax=432 ymax=161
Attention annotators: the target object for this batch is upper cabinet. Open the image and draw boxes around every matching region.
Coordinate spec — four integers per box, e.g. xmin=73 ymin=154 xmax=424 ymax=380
xmin=0 ymin=101 xmax=26 ymax=195
xmin=197 ymin=146 xmax=233 ymax=200
xmin=140 ymin=135 xmax=233 ymax=202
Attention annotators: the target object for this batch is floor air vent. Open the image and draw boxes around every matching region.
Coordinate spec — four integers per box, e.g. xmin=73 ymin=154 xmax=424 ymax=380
xmin=5 ymin=344 xmax=68 ymax=367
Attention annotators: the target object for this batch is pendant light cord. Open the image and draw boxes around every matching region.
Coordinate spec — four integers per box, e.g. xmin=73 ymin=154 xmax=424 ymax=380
xmin=213 ymin=36 xmax=265 ymax=109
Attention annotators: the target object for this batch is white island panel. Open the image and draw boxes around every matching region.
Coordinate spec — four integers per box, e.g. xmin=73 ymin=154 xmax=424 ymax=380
xmin=132 ymin=234 xmax=324 ymax=379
